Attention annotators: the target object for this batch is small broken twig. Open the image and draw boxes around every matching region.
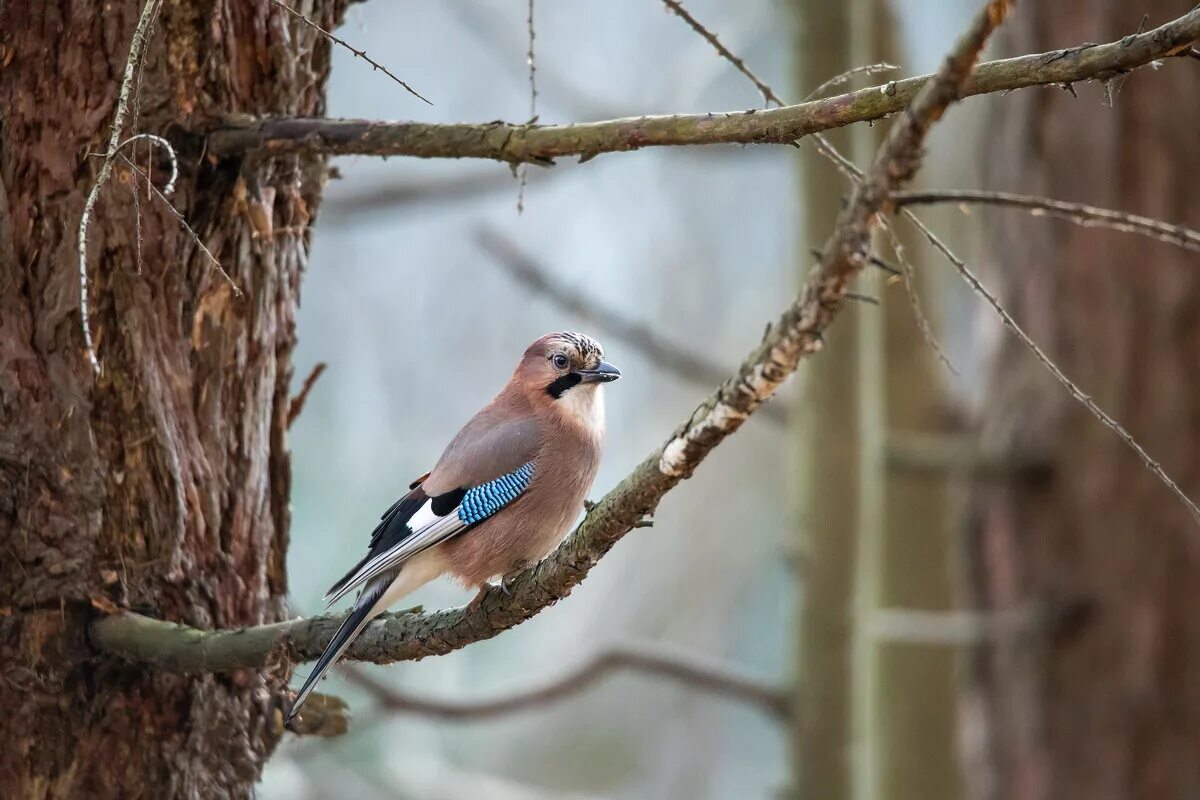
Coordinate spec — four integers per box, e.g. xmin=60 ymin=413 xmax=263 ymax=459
xmin=120 ymin=156 xmax=241 ymax=295
xmin=804 ymin=62 xmax=902 ymax=101
xmin=270 ymin=0 xmax=430 ymax=105
xmin=288 ymin=362 xmax=328 ymax=429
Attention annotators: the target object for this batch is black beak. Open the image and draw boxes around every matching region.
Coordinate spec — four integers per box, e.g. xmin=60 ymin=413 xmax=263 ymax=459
xmin=576 ymin=360 xmax=621 ymax=384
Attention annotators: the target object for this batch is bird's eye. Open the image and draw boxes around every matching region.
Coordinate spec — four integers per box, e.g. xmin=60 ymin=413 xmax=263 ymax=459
xmin=551 ymin=353 xmax=570 ymax=370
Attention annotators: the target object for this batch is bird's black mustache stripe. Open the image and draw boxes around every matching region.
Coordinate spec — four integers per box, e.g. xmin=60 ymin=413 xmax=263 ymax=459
xmin=545 ymin=372 xmax=582 ymax=398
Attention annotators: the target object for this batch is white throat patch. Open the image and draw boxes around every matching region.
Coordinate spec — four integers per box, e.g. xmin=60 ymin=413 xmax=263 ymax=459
xmin=559 ymin=383 xmax=605 ymax=436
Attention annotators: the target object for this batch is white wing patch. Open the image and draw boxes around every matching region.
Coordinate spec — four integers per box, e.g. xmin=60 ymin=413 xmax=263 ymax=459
xmin=325 ymin=497 xmax=467 ymax=607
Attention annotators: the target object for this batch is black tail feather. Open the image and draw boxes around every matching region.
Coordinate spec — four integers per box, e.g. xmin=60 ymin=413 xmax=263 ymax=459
xmin=286 ymin=579 xmax=388 ymax=725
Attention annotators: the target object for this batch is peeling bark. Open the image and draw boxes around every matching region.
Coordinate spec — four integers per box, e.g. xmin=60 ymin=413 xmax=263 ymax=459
xmin=0 ymin=1 xmax=344 ymax=796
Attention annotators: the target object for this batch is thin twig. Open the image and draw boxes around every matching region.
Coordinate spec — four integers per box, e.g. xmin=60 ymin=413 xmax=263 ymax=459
xmin=89 ymin=0 xmax=1009 ymax=674
xmin=340 ymin=643 xmax=788 ymax=722
xmin=525 ymin=0 xmax=538 ymax=119
xmin=270 ymin=0 xmax=430 ymax=105
xmin=894 ymin=189 xmax=1200 ymax=253
xmin=288 ymin=362 xmax=328 ymax=429
xmin=120 ymin=156 xmax=242 ymax=296
xmin=118 ymin=133 xmax=178 ymax=195
xmin=899 ymin=210 xmax=1200 ymax=527
xmin=516 ymin=0 xmax=537 ymax=213
xmin=660 ymin=0 xmax=778 ymax=106
xmin=803 ymin=62 xmax=901 ymax=101
xmin=77 ymin=0 xmax=163 ymax=375
xmin=131 ymin=148 xmax=144 ymax=276
xmin=475 ymin=226 xmax=789 ymax=424
xmin=880 ymin=218 xmax=959 ymax=376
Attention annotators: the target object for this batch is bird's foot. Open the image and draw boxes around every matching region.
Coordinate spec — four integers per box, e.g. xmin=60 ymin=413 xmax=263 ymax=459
xmin=467 ymin=583 xmax=491 ymax=611
xmin=499 ymin=568 xmax=525 ymax=596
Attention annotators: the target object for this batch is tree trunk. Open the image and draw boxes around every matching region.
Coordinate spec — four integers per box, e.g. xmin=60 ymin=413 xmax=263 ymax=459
xmin=965 ymin=4 xmax=1200 ymax=800
xmin=791 ymin=4 xmax=857 ymax=798
xmin=0 ymin=1 xmax=343 ymax=796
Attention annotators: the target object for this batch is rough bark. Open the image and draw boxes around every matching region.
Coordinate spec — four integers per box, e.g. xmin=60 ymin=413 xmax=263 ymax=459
xmin=0 ymin=1 xmax=344 ymax=797
xmin=965 ymin=4 xmax=1200 ymax=800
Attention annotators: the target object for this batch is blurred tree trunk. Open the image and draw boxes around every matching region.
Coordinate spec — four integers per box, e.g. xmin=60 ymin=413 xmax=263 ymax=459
xmin=791 ymin=4 xmax=857 ymax=797
xmin=0 ymin=1 xmax=342 ymax=797
xmin=792 ymin=2 xmax=960 ymax=798
xmin=965 ymin=4 xmax=1200 ymax=800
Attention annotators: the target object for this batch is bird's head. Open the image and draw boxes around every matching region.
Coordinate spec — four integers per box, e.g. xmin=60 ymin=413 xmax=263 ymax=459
xmin=518 ymin=331 xmax=620 ymax=414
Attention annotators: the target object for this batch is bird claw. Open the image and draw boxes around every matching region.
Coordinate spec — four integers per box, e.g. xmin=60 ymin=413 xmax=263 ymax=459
xmin=467 ymin=584 xmax=490 ymax=611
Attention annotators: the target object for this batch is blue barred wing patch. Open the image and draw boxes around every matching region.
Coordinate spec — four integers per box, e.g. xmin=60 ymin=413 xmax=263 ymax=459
xmin=458 ymin=462 xmax=535 ymax=525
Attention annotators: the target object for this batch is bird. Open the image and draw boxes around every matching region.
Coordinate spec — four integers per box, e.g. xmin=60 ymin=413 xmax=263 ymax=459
xmin=286 ymin=331 xmax=620 ymax=724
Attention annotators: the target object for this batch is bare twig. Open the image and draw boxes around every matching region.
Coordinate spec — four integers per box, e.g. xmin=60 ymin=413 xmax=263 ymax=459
xmin=880 ymin=218 xmax=959 ymax=376
xmin=89 ymin=0 xmax=1008 ymax=674
xmin=77 ymin=0 xmax=163 ymax=375
xmin=118 ymin=133 xmax=178 ymax=195
xmin=894 ymin=189 xmax=1200 ymax=253
xmin=898 ymin=210 xmax=1200 ymax=527
xmin=475 ymin=226 xmax=789 ymax=425
xmin=120 ymin=156 xmax=242 ymax=296
xmin=270 ymin=0 xmax=430 ymax=105
xmin=206 ymin=8 xmax=1200 ymax=161
xmin=288 ymin=362 xmax=328 ymax=429
xmin=516 ymin=0 xmax=537 ymax=213
xmin=803 ymin=62 xmax=902 ymax=101
xmin=525 ymin=0 xmax=538 ymax=119
xmin=340 ymin=643 xmax=787 ymax=722
xmin=660 ymin=0 xmax=778 ymax=106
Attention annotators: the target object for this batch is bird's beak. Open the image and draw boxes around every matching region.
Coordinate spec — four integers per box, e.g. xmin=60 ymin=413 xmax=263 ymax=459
xmin=576 ymin=360 xmax=621 ymax=384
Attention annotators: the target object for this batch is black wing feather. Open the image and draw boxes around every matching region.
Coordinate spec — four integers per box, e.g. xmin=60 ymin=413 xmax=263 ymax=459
xmin=325 ymin=486 xmax=427 ymax=599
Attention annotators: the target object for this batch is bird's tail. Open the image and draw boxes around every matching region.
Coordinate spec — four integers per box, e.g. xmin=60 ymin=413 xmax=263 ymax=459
xmin=286 ymin=576 xmax=389 ymax=725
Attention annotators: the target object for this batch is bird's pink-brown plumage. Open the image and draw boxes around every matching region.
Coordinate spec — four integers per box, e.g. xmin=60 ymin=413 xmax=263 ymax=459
xmin=432 ymin=356 xmax=605 ymax=586
xmin=287 ymin=332 xmax=616 ymax=724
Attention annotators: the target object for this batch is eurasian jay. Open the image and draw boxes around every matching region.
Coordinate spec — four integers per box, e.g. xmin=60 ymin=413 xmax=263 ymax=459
xmin=287 ymin=331 xmax=620 ymax=723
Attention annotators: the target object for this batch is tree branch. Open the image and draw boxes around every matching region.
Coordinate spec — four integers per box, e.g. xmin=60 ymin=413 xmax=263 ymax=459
xmin=894 ymin=189 xmax=1200 ymax=253
xmin=340 ymin=643 xmax=787 ymax=722
xmin=205 ymin=8 xmax=1197 ymax=163
xmin=90 ymin=0 xmax=1010 ymax=673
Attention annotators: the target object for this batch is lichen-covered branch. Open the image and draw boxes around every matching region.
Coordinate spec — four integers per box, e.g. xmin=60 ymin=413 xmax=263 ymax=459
xmin=90 ymin=0 xmax=1011 ymax=673
xmin=205 ymin=8 xmax=1197 ymax=163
